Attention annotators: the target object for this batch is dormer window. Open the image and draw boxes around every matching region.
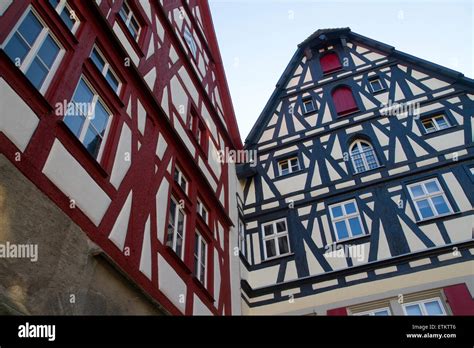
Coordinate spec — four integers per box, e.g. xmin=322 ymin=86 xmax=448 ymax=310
xmin=303 ymin=98 xmax=316 ymax=114
xmin=320 ymin=51 xmax=342 ymax=74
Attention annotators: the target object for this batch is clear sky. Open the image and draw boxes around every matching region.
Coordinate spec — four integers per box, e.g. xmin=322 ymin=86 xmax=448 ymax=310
xmin=208 ymin=0 xmax=474 ymax=142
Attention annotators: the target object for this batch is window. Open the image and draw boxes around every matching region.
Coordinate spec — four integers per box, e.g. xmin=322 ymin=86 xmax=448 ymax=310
xmin=183 ymin=26 xmax=197 ymax=59
xmin=278 ymin=157 xmax=300 ymax=176
xmin=350 ymin=140 xmax=380 ymax=173
xmin=354 ymin=308 xmax=391 ymax=316
xmin=320 ymin=51 xmax=342 ymax=74
xmin=3 ymin=9 xmax=63 ymax=93
xmin=262 ymin=219 xmax=291 ymax=260
xmin=189 ymin=109 xmax=207 ymax=151
xmin=403 ymin=298 xmax=446 ymax=316
xmin=332 ymin=86 xmax=358 ymax=116
xmin=167 ymin=197 xmax=186 ymax=259
xmin=369 ymin=78 xmax=384 ymax=93
xmin=196 ymin=200 xmax=208 ymax=225
xmin=174 ymin=166 xmax=188 ymax=194
xmin=48 ymin=0 xmax=80 ymax=33
xmin=193 ymin=232 xmax=207 ymax=285
xmin=63 ymin=77 xmax=111 ymax=160
xmin=238 ymin=218 xmax=246 ymax=257
xmin=421 ymin=114 xmax=451 ymax=133
xmin=119 ymin=0 xmax=140 ymax=40
xmin=329 ymin=200 xmax=365 ymax=241
xmin=407 ymin=179 xmax=453 ymax=220
xmin=470 ymin=167 xmax=474 ymax=176
xmin=90 ymin=46 xmax=121 ymax=94
xmin=303 ymin=99 xmax=316 ymax=114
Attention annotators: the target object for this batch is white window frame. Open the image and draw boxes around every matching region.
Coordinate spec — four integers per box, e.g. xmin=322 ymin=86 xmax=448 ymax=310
xmin=49 ymin=0 xmax=80 ymax=34
xmin=1 ymin=7 xmax=65 ymax=95
xmin=238 ymin=218 xmax=246 ymax=257
xmin=303 ymin=99 xmax=316 ymax=114
xmin=183 ymin=26 xmax=197 ymax=59
xmin=353 ymin=307 xmax=391 ymax=316
xmin=278 ymin=157 xmax=300 ymax=176
xmin=119 ymin=0 xmax=141 ymax=40
xmin=407 ymin=178 xmax=453 ymax=221
xmin=350 ymin=140 xmax=380 ymax=174
xmin=402 ymin=297 xmax=447 ymax=316
xmin=329 ymin=199 xmax=366 ymax=241
xmin=421 ymin=114 xmax=451 ymax=133
xmin=369 ymin=78 xmax=384 ymax=93
xmin=167 ymin=196 xmax=186 ymax=260
xmin=261 ymin=218 xmax=291 ymax=260
xmin=174 ymin=166 xmax=188 ymax=194
xmin=194 ymin=232 xmax=207 ymax=286
xmin=64 ymin=76 xmax=112 ymax=161
xmin=196 ymin=199 xmax=208 ymax=225
xmin=90 ymin=45 xmax=122 ymax=95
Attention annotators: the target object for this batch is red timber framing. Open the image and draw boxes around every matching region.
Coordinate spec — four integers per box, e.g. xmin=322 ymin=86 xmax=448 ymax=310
xmin=0 ymin=0 xmax=242 ymax=315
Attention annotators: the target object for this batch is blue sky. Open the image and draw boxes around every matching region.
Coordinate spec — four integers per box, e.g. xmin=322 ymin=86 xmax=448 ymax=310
xmin=209 ymin=0 xmax=474 ymax=141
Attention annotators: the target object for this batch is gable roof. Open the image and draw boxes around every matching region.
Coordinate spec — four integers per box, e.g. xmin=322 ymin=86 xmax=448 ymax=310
xmin=245 ymin=28 xmax=474 ymax=147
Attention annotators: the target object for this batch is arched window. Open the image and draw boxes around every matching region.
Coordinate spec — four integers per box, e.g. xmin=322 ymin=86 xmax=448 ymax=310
xmin=320 ymin=52 xmax=342 ymax=74
xmin=332 ymin=86 xmax=358 ymax=116
xmin=350 ymin=140 xmax=379 ymax=173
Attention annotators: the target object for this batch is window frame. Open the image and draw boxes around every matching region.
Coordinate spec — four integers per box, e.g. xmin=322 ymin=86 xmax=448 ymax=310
xmin=332 ymin=85 xmax=359 ymax=116
xmin=173 ymin=166 xmax=188 ymax=195
xmin=63 ymin=76 xmax=113 ymax=161
xmin=183 ymin=25 xmax=198 ymax=59
xmin=319 ymin=51 xmax=343 ymax=75
xmin=328 ymin=199 xmax=366 ymax=241
xmin=407 ymin=178 xmax=453 ymax=221
xmin=420 ymin=114 xmax=451 ymax=134
xmin=89 ymin=45 xmax=122 ymax=95
xmin=368 ymin=77 xmax=384 ymax=93
xmin=402 ymin=297 xmax=447 ymax=316
xmin=349 ymin=139 xmax=380 ymax=174
xmin=261 ymin=218 xmax=291 ymax=261
xmin=48 ymin=0 xmax=80 ymax=34
xmin=302 ymin=98 xmax=316 ymax=114
xmin=277 ymin=156 xmax=301 ymax=177
xmin=353 ymin=307 xmax=391 ymax=316
xmin=118 ymin=0 xmax=141 ymax=41
xmin=167 ymin=196 xmax=187 ymax=260
xmin=2 ymin=7 xmax=65 ymax=95
xmin=196 ymin=199 xmax=209 ymax=225
xmin=193 ymin=232 xmax=208 ymax=286
xmin=238 ymin=218 xmax=246 ymax=257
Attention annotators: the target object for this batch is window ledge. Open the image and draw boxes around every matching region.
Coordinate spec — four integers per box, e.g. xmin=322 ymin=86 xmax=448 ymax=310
xmin=415 ymin=211 xmax=461 ymax=225
xmin=191 ymin=276 xmax=215 ymax=303
xmin=353 ymin=165 xmax=385 ymax=177
xmin=371 ymin=88 xmax=386 ymax=95
xmin=164 ymin=246 xmax=192 ymax=274
xmin=261 ymin=252 xmax=295 ymax=264
xmin=333 ymin=234 xmax=370 ymax=245
xmin=275 ymin=169 xmax=306 ymax=181
xmin=422 ymin=125 xmax=457 ymax=138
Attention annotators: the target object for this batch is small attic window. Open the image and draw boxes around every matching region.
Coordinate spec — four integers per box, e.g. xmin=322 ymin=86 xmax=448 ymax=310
xmin=320 ymin=51 xmax=342 ymax=74
xmin=303 ymin=99 xmax=316 ymax=114
xmin=369 ymin=77 xmax=384 ymax=93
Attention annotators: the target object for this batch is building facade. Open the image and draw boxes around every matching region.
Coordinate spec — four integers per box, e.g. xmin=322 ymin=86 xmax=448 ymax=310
xmin=0 ymin=0 xmax=243 ymax=315
xmin=238 ymin=28 xmax=474 ymax=315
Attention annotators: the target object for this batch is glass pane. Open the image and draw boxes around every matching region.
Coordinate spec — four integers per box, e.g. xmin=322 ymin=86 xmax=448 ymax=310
xmin=168 ymin=200 xmax=176 ymax=227
xmin=199 ymin=264 xmax=205 ymax=283
xmin=91 ymin=101 xmax=109 ymax=134
xmin=263 ymin=225 xmax=273 ymax=236
xmin=416 ymin=199 xmax=434 ymax=219
xmin=370 ymin=80 xmax=383 ymax=91
xmin=119 ymin=6 xmax=129 ymax=22
xmin=105 ymin=71 xmax=120 ymax=92
xmin=83 ymin=127 xmax=102 ymax=158
xmin=18 ymin=12 xmax=43 ymax=46
xmin=193 ymin=256 xmax=199 ymax=277
xmin=424 ymin=301 xmax=443 ymax=315
xmin=278 ymin=236 xmax=289 ymax=254
xmin=434 ymin=116 xmax=449 ymax=129
xmin=405 ymin=304 xmax=422 ymax=315
xmin=432 ymin=195 xmax=450 ymax=215
xmin=290 ymin=158 xmax=299 ymax=171
xmin=180 ymin=178 xmax=187 ymax=192
xmin=374 ymin=310 xmax=389 ymax=316
xmin=344 ymin=202 xmax=356 ymax=215
xmin=409 ymin=185 xmax=424 ymax=198
xmin=265 ymin=239 xmax=276 ymax=258
xmin=422 ymin=120 xmax=435 ymax=132
xmin=304 ymin=101 xmax=314 ymax=113
xmin=73 ymin=79 xmax=94 ymax=105
xmin=425 ymin=180 xmax=440 ymax=193
xmin=37 ymin=34 xmax=59 ymax=68
xmin=25 ymin=57 xmax=48 ymax=89
xmin=4 ymin=33 xmax=30 ymax=63
xmin=348 ymin=217 xmax=363 ymax=236
xmin=59 ymin=7 xmax=75 ymax=30
xmin=175 ymin=233 xmax=183 ymax=258
xmin=335 ymin=221 xmax=349 ymax=240
xmin=90 ymin=48 xmax=105 ymax=72
xmin=63 ymin=114 xmax=85 ymax=137
xmin=174 ymin=169 xmax=180 ymax=183
xmin=49 ymin=0 xmax=60 ymax=8
xmin=194 ymin=234 xmax=199 ymax=254
xmin=276 ymin=221 xmax=286 ymax=232
xmin=331 ymin=205 xmax=343 ymax=218
xmin=364 ymin=149 xmax=378 ymax=169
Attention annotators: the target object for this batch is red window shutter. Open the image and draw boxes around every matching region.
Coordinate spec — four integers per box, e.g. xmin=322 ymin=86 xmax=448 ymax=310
xmin=327 ymin=306 xmax=348 ymax=316
xmin=332 ymin=86 xmax=358 ymax=116
xmin=443 ymin=284 xmax=474 ymax=315
xmin=320 ymin=52 xmax=342 ymax=74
